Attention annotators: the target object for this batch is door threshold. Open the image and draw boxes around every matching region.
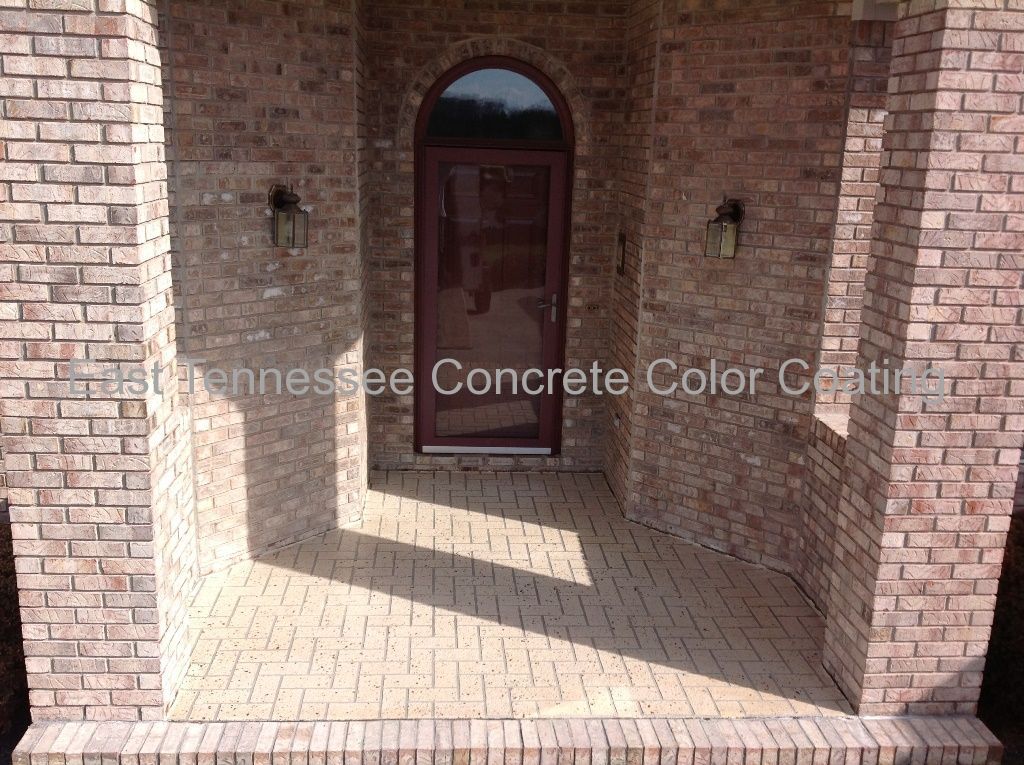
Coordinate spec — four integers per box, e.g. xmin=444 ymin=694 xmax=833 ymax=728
xmin=421 ymin=446 xmax=552 ymax=455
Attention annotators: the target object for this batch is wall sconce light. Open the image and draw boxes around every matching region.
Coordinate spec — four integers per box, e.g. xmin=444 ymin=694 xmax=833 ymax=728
xmin=269 ymin=184 xmax=308 ymax=248
xmin=704 ymin=198 xmax=744 ymax=259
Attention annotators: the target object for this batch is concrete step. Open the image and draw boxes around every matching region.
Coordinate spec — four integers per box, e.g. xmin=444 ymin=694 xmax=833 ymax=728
xmin=13 ymin=716 xmax=1002 ymax=765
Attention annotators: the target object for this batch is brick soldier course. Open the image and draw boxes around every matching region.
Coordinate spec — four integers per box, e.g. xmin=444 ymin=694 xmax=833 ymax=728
xmin=0 ymin=0 xmax=1021 ymax=762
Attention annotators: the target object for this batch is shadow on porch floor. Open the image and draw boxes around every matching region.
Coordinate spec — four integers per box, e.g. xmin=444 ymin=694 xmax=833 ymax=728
xmin=170 ymin=472 xmax=850 ymax=721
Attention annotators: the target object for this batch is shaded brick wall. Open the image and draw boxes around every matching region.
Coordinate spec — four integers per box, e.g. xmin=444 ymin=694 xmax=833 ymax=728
xmin=816 ymin=20 xmax=893 ymax=415
xmin=161 ymin=0 xmax=366 ymax=573
xmin=605 ymin=0 xmax=661 ymax=507
xmin=1017 ymin=455 xmax=1024 ymax=516
xmin=353 ymin=0 xmax=371 ymax=508
xmin=362 ymin=2 xmax=628 ymax=472
xmin=823 ymin=0 xmax=1024 ymax=715
xmin=0 ymin=0 xmax=197 ymax=721
xmin=796 ymin=416 xmax=848 ymax=613
xmin=624 ymin=0 xmax=853 ymax=570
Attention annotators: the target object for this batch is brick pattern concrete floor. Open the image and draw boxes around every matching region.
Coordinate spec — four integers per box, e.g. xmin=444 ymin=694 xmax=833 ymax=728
xmin=170 ymin=472 xmax=851 ymax=721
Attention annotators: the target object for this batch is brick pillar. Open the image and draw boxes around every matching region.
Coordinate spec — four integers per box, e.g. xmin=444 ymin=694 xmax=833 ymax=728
xmin=0 ymin=1 xmax=196 ymax=721
xmin=824 ymin=0 xmax=1024 ymax=715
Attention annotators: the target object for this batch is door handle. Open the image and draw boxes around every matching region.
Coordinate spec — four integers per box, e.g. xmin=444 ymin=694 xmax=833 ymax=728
xmin=536 ymin=294 xmax=557 ymax=323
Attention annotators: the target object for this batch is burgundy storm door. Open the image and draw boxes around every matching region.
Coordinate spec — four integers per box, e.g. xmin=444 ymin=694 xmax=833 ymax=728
xmin=415 ymin=58 xmax=574 ymax=455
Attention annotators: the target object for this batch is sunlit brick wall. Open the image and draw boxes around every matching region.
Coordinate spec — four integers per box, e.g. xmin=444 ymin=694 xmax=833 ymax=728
xmin=824 ymin=0 xmax=1024 ymax=715
xmin=0 ymin=0 xmax=198 ymax=720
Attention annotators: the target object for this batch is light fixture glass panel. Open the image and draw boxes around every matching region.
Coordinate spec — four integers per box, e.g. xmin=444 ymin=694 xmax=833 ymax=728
xmin=275 ymin=209 xmax=293 ymax=247
xmin=720 ymin=222 xmax=737 ymax=258
xmin=293 ymin=210 xmax=308 ymax=248
xmin=705 ymin=222 xmax=723 ymax=258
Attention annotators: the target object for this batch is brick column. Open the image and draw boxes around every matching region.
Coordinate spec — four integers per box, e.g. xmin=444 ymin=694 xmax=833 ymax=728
xmin=824 ymin=0 xmax=1024 ymax=714
xmin=0 ymin=1 xmax=196 ymax=721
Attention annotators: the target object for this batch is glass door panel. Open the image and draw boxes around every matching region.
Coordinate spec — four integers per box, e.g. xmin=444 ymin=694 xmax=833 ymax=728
xmin=417 ymin=147 xmax=567 ymax=453
xmin=434 ymin=162 xmax=549 ymax=439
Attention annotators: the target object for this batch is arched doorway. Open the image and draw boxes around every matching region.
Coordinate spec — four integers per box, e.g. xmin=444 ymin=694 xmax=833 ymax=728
xmin=414 ymin=57 xmax=574 ymax=455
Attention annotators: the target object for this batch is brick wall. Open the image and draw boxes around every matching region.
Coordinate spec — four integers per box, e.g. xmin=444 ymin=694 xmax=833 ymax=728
xmin=0 ymin=0 xmax=197 ymax=721
xmin=1016 ymin=454 xmax=1024 ymax=516
xmin=796 ymin=415 xmax=848 ymax=613
xmin=823 ymin=0 xmax=1024 ymax=715
xmin=161 ymin=0 xmax=366 ymax=573
xmin=0 ymin=442 xmax=6 ymax=508
xmin=353 ymin=0 xmax=371 ymax=512
xmin=2 ymin=0 xmax=1021 ymax=727
xmin=623 ymin=0 xmax=853 ymax=570
xmin=605 ymin=0 xmax=660 ymax=507
xmin=362 ymin=2 xmax=627 ymax=472
xmin=799 ymin=18 xmax=892 ymax=619
xmin=816 ymin=20 xmax=893 ymax=416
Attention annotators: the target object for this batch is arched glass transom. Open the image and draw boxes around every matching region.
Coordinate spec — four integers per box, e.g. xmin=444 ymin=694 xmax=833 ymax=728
xmin=424 ymin=67 xmax=564 ymax=142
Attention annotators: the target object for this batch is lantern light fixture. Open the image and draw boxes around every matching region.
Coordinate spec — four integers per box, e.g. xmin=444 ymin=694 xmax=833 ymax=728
xmin=704 ymin=198 xmax=744 ymax=259
xmin=269 ymin=184 xmax=308 ymax=248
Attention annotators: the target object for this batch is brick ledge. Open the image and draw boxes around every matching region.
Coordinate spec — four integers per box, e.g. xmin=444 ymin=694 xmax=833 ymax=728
xmin=14 ymin=716 xmax=1002 ymax=765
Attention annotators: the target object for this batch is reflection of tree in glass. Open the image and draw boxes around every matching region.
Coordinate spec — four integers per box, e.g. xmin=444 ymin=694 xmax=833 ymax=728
xmin=427 ymin=96 xmax=562 ymax=141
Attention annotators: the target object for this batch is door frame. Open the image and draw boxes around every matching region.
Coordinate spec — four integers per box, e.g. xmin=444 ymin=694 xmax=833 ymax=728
xmin=413 ymin=57 xmax=575 ymax=455
xmin=416 ymin=147 xmax=569 ymax=454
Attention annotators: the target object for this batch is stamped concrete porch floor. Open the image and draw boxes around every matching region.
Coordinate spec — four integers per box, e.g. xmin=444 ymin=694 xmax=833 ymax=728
xmin=170 ymin=472 xmax=851 ymax=721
